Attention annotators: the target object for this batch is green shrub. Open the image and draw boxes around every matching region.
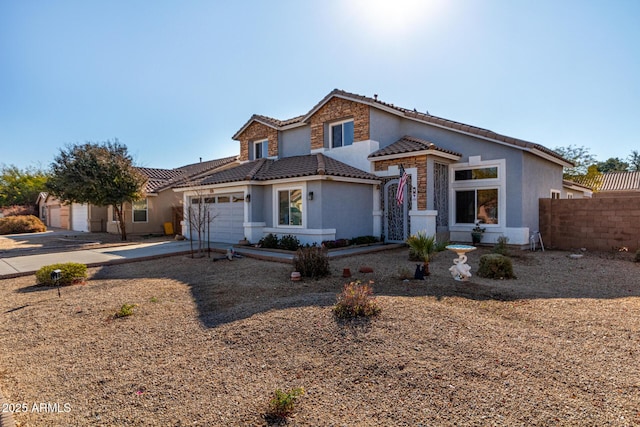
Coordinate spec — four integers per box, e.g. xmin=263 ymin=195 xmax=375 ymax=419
xmin=293 ymin=246 xmax=330 ymax=278
xmin=407 ymin=231 xmax=436 ymax=262
xmin=0 ymin=215 xmax=46 ymax=235
xmin=279 ymin=234 xmax=300 ymax=251
xmin=322 ymin=238 xmax=350 ymax=249
xmin=35 ymin=263 xmax=88 ymax=286
xmin=266 ymin=387 xmax=304 ymax=420
xmin=350 ymin=235 xmax=379 ymax=245
xmin=477 ymin=254 xmax=516 ymax=279
xmin=115 ymin=303 xmax=136 ymax=318
xmin=493 ymin=235 xmax=510 ymax=256
xmin=333 ymin=280 xmax=381 ymax=319
xmin=258 ymin=233 xmax=279 ymax=249
xmin=635 ymin=249 xmax=640 ymax=263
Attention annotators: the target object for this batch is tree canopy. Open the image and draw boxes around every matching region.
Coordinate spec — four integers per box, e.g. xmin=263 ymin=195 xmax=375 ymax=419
xmin=628 ymin=150 xmax=640 ymax=172
xmin=553 ymin=145 xmax=597 ymax=180
xmin=46 ymin=140 xmax=147 ymax=239
xmin=596 ymin=157 xmax=629 ymax=173
xmin=0 ymin=164 xmax=49 ymax=207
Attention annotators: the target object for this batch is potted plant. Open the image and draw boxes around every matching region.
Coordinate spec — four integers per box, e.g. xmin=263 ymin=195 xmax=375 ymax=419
xmin=471 ymin=220 xmax=485 ymax=244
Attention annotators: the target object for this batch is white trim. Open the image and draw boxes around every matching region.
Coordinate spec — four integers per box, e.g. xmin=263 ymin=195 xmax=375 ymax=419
xmin=550 ymin=189 xmax=561 ymax=199
xmin=253 ymin=138 xmax=268 ymax=160
xmin=273 ymin=183 xmax=306 ymax=228
xmin=132 ymin=198 xmax=148 ymax=223
xmin=174 ymin=175 xmax=380 ymax=193
xmin=449 ymin=158 xmax=506 ymax=229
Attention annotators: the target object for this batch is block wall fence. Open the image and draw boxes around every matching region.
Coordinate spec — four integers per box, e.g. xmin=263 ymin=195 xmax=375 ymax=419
xmin=539 ymin=197 xmax=640 ymax=251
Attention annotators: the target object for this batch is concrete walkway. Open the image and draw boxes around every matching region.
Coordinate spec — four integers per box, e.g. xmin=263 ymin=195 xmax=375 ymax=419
xmin=0 ymin=240 xmax=403 ymax=279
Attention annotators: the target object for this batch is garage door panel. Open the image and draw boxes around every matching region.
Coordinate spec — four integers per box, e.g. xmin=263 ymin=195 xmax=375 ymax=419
xmin=205 ymin=195 xmax=244 ymax=243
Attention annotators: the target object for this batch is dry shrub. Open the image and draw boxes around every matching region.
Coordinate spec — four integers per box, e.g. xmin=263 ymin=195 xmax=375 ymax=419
xmin=333 ymin=280 xmax=381 ymax=319
xmin=0 ymin=215 xmax=46 ymax=234
xmin=293 ymin=246 xmax=330 ymax=278
xmin=35 ymin=263 xmax=88 ymax=286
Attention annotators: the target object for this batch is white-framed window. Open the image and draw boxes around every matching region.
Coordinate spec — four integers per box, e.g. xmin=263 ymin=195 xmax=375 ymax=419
xmin=278 ymin=188 xmax=303 ymax=226
xmin=330 ymin=119 xmax=354 ymax=148
xmin=551 ymin=190 xmax=561 ymax=199
xmin=132 ymin=199 xmax=148 ymax=222
xmin=254 ymin=139 xmax=268 ymax=159
xmin=451 ymin=159 xmax=505 ymax=226
xmin=567 ymin=192 xmax=574 ymax=199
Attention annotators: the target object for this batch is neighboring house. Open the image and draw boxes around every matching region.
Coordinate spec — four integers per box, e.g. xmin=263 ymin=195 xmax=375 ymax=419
xmin=175 ymin=89 xmax=572 ymax=246
xmin=36 ymin=192 xmax=107 ymax=232
xmin=561 ymin=180 xmax=593 ymax=199
xmin=575 ymin=171 xmax=640 ymax=198
xmin=105 ymin=156 xmax=239 ymax=236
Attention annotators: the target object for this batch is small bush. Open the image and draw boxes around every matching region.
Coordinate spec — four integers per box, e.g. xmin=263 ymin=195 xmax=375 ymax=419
xmin=2 ymin=205 xmax=36 ymax=217
xmin=258 ymin=233 xmax=280 ymax=249
xmin=333 ymin=280 xmax=381 ymax=319
xmin=266 ymin=387 xmax=304 ymax=420
xmin=293 ymin=246 xmax=330 ymax=278
xmin=493 ymin=236 xmax=510 ymax=256
xmin=115 ymin=303 xmax=136 ymax=318
xmin=322 ymin=238 xmax=350 ymax=249
xmin=635 ymin=249 xmax=640 ymax=263
xmin=35 ymin=263 xmax=87 ymax=286
xmin=279 ymin=234 xmax=300 ymax=251
xmin=407 ymin=231 xmax=436 ymax=262
xmin=477 ymin=254 xmax=516 ymax=279
xmin=351 ymin=235 xmax=379 ymax=245
xmin=0 ymin=215 xmax=46 ymax=235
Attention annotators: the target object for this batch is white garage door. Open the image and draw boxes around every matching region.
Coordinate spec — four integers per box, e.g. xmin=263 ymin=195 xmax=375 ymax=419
xmin=49 ymin=206 xmax=62 ymax=228
xmin=206 ymin=194 xmax=244 ymax=243
xmin=71 ymin=203 xmax=89 ymax=232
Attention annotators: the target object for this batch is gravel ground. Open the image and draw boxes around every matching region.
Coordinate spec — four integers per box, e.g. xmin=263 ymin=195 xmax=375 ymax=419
xmin=1 ymin=246 xmax=639 ymax=426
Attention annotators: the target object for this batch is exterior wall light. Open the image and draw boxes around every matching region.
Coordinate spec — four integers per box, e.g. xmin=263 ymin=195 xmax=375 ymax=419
xmin=308 ymin=191 xmax=314 ymax=201
xmin=245 ymin=194 xmax=251 ymax=203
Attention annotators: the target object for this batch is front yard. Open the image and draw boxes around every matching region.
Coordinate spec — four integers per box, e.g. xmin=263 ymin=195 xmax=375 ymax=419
xmin=1 ymin=247 xmax=639 ymax=425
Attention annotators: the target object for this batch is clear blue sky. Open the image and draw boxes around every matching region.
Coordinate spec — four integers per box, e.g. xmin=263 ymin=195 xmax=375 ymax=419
xmin=1 ymin=0 xmax=638 ymax=170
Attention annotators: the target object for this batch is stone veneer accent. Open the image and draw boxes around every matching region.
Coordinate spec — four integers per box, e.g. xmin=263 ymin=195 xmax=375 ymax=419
xmin=373 ymin=156 xmax=428 ymax=210
xmin=309 ymin=97 xmax=370 ymax=150
xmin=237 ymin=121 xmax=279 ymax=161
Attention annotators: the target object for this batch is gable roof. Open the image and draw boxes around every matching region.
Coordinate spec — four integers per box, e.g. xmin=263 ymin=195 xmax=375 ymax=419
xmin=233 ymin=89 xmax=572 ymax=167
xmin=137 ymin=156 xmax=239 ymax=193
xmin=178 ymin=153 xmax=378 ymax=188
xmin=369 ymin=135 xmax=462 ymax=159
xmin=576 ymin=171 xmax=640 ymax=192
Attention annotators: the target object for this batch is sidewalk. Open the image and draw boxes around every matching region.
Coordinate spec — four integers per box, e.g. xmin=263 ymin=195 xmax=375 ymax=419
xmin=0 ymin=240 xmax=403 ymax=279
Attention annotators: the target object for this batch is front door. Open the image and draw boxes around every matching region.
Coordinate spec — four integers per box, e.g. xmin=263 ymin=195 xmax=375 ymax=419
xmin=384 ymin=180 xmax=408 ymax=243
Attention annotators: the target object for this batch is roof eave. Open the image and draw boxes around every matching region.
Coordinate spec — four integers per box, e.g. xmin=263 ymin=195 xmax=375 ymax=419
xmin=369 ymin=150 xmax=461 ymax=162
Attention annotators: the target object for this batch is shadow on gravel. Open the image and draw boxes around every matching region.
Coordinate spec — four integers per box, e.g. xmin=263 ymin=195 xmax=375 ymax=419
xmin=84 ymin=246 xmax=640 ymax=329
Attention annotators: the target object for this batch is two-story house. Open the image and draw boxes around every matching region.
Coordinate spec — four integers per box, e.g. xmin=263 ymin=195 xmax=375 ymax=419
xmin=175 ymin=89 xmax=572 ymax=246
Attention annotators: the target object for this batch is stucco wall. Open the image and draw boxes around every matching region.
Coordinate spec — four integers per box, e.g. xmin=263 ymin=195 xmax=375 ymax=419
xmin=316 ymin=180 xmax=374 ymax=239
xmin=280 ymin=126 xmax=311 ymax=158
xmin=539 ymin=197 xmax=640 ymax=251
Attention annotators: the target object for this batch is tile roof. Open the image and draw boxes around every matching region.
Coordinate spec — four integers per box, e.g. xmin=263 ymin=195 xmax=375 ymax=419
xmin=185 ymin=154 xmax=378 ymax=187
xmin=368 ymin=135 xmax=462 ymax=158
xmin=232 ymin=114 xmax=305 ymax=139
xmin=136 ymin=156 xmax=238 ymax=193
xmin=576 ymin=171 xmax=640 ymax=192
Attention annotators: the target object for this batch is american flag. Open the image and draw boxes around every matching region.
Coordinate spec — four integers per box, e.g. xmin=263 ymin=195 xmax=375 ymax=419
xmin=396 ymin=165 xmax=408 ymax=206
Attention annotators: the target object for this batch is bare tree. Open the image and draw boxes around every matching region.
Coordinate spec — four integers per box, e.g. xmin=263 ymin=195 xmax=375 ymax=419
xmin=185 ymin=189 xmax=218 ymax=257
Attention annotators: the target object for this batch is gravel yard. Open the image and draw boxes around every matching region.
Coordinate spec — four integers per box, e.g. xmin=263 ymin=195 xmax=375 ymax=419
xmin=1 ymin=246 xmax=639 ymax=426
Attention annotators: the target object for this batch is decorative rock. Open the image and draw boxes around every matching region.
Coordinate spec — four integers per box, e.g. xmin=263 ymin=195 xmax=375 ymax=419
xmin=342 ymin=268 xmax=351 ymax=278
xmin=359 ymin=266 xmax=374 ymax=273
xmin=290 ymin=271 xmax=301 ymax=281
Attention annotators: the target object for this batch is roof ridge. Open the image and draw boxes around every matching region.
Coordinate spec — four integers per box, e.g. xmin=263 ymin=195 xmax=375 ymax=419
xmin=245 ymin=158 xmax=267 ymax=180
xmin=316 ymin=153 xmax=326 ymax=175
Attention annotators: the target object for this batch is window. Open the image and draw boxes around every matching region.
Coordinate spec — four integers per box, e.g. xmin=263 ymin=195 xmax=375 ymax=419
xmin=551 ymin=190 xmax=561 ymax=199
xmin=133 ymin=199 xmax=148 ymax=222
xmin=330 ymin=120 xmax=354 ymax=148
xmin=254 ymin=139 xmax=268 ymax=159
xmin=278 ymin=189 xmax=302 ymax=226
xmin=455 ymin=189 xmax=498 ymax=224
xmin=451 ymin=160 xmax=504 ymax=227
xmin=567 ymin=192 xmax=574 ymax=199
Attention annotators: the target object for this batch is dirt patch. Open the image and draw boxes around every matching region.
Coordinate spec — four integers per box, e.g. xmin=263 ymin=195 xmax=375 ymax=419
xmin=1 ymin=247 xmax=639 ymax=425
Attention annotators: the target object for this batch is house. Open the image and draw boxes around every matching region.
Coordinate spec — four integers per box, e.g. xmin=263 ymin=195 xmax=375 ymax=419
xmin=175 ymin=89 xmax=572 ymax=246
xmin=575 ymin=170 xmax=640 ymax=198
xmin=36 ymin=192 xmax=107 ymax=232
xmin=104 ymin=156 xmax=238 ymax=236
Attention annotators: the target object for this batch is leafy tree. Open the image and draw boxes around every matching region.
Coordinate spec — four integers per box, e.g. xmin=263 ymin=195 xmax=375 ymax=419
xmin=46 ymin=140 xmax=147 ymax=240
xmin=0 ymin=164 xmax=49 ymax=207
xmin=628 ymin=150 xmax=640 ymax=172
xmin=553 ymin=145 xmax=597 ymax=180
xmin=596 ymin=157 xmax=629 ymax=173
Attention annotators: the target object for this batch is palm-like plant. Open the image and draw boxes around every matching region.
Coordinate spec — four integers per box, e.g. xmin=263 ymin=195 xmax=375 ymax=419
xmin=406 ymin=231 xmax=437 ymax=276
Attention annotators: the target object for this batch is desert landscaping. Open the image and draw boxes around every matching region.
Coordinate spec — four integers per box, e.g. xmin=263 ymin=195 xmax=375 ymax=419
xmin=1 ymin=245 xmax=639 ymax=426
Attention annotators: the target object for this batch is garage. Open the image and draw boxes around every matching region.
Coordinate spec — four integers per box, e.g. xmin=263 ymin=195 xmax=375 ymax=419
xmin=187 ymin=194 xmax=245 ymax=244
xmin=49 ymin=206 xmax=62 ymax=228
xmin=71 ymin=203 xmax=89 ymax=232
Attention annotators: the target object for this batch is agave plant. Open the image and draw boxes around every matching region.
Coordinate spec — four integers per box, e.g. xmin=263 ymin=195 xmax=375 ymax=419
xmin=406 ymin=231 xmax=437 ymax=263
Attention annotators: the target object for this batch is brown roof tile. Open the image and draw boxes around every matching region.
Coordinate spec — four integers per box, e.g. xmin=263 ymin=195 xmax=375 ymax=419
xmin=188 ymin=154 xmax=378 ymax=186
xmin=576 ymin=171 xmax=640 ymax=191
xmin=137 ymin=156 xmax=238 ymax=193
xmin=368 ymin=136 xmax=462 ymax=159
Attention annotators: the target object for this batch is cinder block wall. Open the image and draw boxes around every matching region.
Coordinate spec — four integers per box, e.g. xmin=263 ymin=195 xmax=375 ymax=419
xmin=539 ymin=197 xmax=640 ymax=251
